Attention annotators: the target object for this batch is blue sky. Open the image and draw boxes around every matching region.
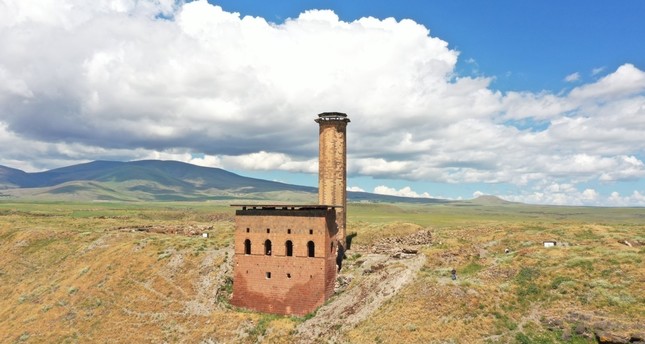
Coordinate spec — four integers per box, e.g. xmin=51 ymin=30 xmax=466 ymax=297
xmin=216 ymin=0 xmax=645 ymax=203
xmin=211 ymin=0 xmax=645 ymax=91
xmin=1 ymin=0 xmax=644 ymax=206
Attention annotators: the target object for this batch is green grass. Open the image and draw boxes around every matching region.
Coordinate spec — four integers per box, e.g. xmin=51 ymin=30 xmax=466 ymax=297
xmin=460 ymin=261 xmax=484 ymax=275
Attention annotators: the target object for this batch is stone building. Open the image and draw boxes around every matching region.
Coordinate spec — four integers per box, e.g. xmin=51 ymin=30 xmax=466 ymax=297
xmin=230 ymin=112 xmax=350 ymax=316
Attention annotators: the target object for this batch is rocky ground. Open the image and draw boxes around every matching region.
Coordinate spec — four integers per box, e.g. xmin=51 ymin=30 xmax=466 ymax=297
xmin=293 ymin=230 xmax=432 ymax=343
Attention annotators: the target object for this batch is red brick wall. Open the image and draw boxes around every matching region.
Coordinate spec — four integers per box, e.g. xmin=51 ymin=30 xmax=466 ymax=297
xmin=231 ymin=208 xmax=338 ymax=315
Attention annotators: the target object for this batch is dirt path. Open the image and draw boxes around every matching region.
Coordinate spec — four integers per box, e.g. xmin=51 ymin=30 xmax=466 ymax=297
xmin=293 ymin=249 xmax=426 ymax=343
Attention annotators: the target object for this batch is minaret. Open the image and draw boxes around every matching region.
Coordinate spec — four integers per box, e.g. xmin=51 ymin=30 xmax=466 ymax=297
xmin=315 ymin=112 xmax=350 ymax=244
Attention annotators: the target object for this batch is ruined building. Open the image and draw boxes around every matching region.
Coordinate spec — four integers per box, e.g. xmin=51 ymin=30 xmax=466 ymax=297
xmin=230 ymin=112 xmax=350 ymax=316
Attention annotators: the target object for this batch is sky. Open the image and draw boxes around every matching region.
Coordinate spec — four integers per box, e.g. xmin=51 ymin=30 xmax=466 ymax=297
xmin=1 ymin=0 xmax=644 ymax=206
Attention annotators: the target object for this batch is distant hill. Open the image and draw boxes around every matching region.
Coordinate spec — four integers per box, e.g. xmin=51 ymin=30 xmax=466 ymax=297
xmin=0 ymin=160 xmax=448 ymax=203
xmin=470 ymin=195 xmax=515 ymax=205
xmin=0 ymin=165 xmax=30 ymax=188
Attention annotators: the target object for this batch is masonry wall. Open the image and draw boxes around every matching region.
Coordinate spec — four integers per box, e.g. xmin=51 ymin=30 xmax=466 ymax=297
xmin=318 ymin=121 xmax=348 ymax=241
xmin=231 ymin=208 xmax=338 ymax=316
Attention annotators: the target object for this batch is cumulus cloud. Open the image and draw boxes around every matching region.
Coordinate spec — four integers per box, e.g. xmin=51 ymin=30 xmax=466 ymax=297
xmin=569 ymin=64 xmax=645 ymax=101
xmin=219 ymin=151 xmax=318 ymax=173
xmin=374 ymin=185 xmax=431 ymax=198
xmin=607 ymin=191 xmax=645 ymax=207
xmin=502 ymin=184 xmax=603 ymax=206
xmin=347 ymin=186 xmax=365 ymax=192
xmin=0 ymin=0 xmax=644 ymax=205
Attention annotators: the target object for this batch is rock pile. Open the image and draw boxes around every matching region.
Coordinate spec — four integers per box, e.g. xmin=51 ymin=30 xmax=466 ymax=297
xmin=542 ymin=311 xmax=645 ymax=344
xmin=113 ymin=224 xmax=214 ymax=236
xmin=369 ymin=230 xmax=432 ymax=257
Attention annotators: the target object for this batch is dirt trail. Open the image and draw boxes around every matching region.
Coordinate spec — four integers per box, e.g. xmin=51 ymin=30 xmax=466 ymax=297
xmin=293 ymin=232 xmax=430 ymax=343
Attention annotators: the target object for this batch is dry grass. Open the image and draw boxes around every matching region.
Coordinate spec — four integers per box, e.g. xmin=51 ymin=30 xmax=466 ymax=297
xmin=347 ymin=223 xmax=645 ymax=343
xmin=1 ymin=202 xmax=643 ymax=343
xmin=0 ymin=203 xmax=240 ymax=343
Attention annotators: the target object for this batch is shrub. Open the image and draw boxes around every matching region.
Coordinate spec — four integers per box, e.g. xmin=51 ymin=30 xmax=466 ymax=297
xmin=518 ymin=283 xmax=541 ymax=298
xmin=515 ymin=333 xmax=530 ymax=344
xmin=550 ymin=276 xmax=572 ymax=289
xmin=516 ymin=267 xmax=540 ymax=284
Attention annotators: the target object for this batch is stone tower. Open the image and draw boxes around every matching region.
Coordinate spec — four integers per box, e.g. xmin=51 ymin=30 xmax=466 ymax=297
xmin=315 ymin=112 xmax=350 ymax=244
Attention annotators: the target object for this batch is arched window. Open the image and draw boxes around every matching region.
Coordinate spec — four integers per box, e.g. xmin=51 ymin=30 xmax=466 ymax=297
xmin=265 ymin=239 xmax=272 ymax=256
xmin=244 ymin=239 xmax=251 ymax=255
xmin=307 ymin=241 xmax=315 ymax=258
xmin=285 ymin=240 xmax=293 ymax=257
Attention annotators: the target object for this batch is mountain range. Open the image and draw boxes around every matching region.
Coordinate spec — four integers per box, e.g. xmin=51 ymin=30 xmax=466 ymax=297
xmin=0 ymin=160 xmax=450 ymax=203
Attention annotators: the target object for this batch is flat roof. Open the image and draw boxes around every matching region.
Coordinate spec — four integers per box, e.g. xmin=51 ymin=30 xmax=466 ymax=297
xmin=230 ymin=204 xmax=342 ymax=210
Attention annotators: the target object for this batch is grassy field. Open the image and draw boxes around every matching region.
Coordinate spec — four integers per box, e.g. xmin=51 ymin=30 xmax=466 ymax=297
xmin=0 ymin=200 xmax=643 ymax=343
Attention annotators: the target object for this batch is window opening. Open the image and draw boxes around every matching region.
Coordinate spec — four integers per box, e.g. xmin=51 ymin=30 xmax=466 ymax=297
xmin=309 ymin=229 xmax=313 ymax=235
xmin=287 ymin=229 xmax=291 ymax=234
xmin=267 ymin=228 xmax=270 ymax=233
xmin=285 ymin=240 xmax=293 ymax=257
xmin=265 ymin=239 xmax=272 ymax=255
xmin=246 ymin=228 xmax=250 ymax=233
xmin=307 ymin=241 xmax=315 ymax=258
xmin=244 ymin=239 xmax=251 ymax=255
xmin=266 ymin=272 xmax=271 ymax=279
xmin=287 ymin=273 xmax=291 ymax=279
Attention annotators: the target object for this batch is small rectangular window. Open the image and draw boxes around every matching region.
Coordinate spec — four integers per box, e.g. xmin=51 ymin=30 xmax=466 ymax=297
xmin=309 ymin=229 xmax=313 ymax=235
xmin=246 ymin=228 xmax=250 ymax=233
xmin=287 ymin=229 xmax=291 ymax=234
xmin=267 ymin=228 xmax=270 ymax=233
xmin=266 ymin=272 xmax=271 ymax=279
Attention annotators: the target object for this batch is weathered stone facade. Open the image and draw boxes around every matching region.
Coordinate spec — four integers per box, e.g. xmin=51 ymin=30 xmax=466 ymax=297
xmin=230 ymin=206 xmax=338 ymax=315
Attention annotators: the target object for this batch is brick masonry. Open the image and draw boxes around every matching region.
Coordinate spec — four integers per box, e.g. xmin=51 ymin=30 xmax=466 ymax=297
xmin=230 ymin=112 xmax=349 ymax=316
xmin=317 ymin=116 xmax=349 ymax=242
xmin=231 ymin=207 xmax=338 ymax=316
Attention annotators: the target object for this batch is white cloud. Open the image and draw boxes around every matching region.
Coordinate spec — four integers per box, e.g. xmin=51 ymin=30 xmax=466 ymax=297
xmin=502 ymin=184 xmax=602 ymax=206
xmin=581 ymin=188 xmax=599 ymax=201
xmin=473 ymin=191 xmax=484 ymax=198
xmin=564 ymin=72 xmax=580 ymax=82
xmin=216 ymin=151 xmax=318 ymax=173
xmin=569 ymin=64 xmax=645 ymax=101
xmin=0 ymin=1 xmax=644 ymax=206
xmin=347 ymin=186 xmax=365 ymax=192
xmin=351 ymin=158 xmax=411 ymax=177
xmin=592 ymin=66 xmax=605 ymax=76
xmin=373 ymin=185 xmax=431 ymax=198
xmin=606 ymin=191 xmax=645 ymax=207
